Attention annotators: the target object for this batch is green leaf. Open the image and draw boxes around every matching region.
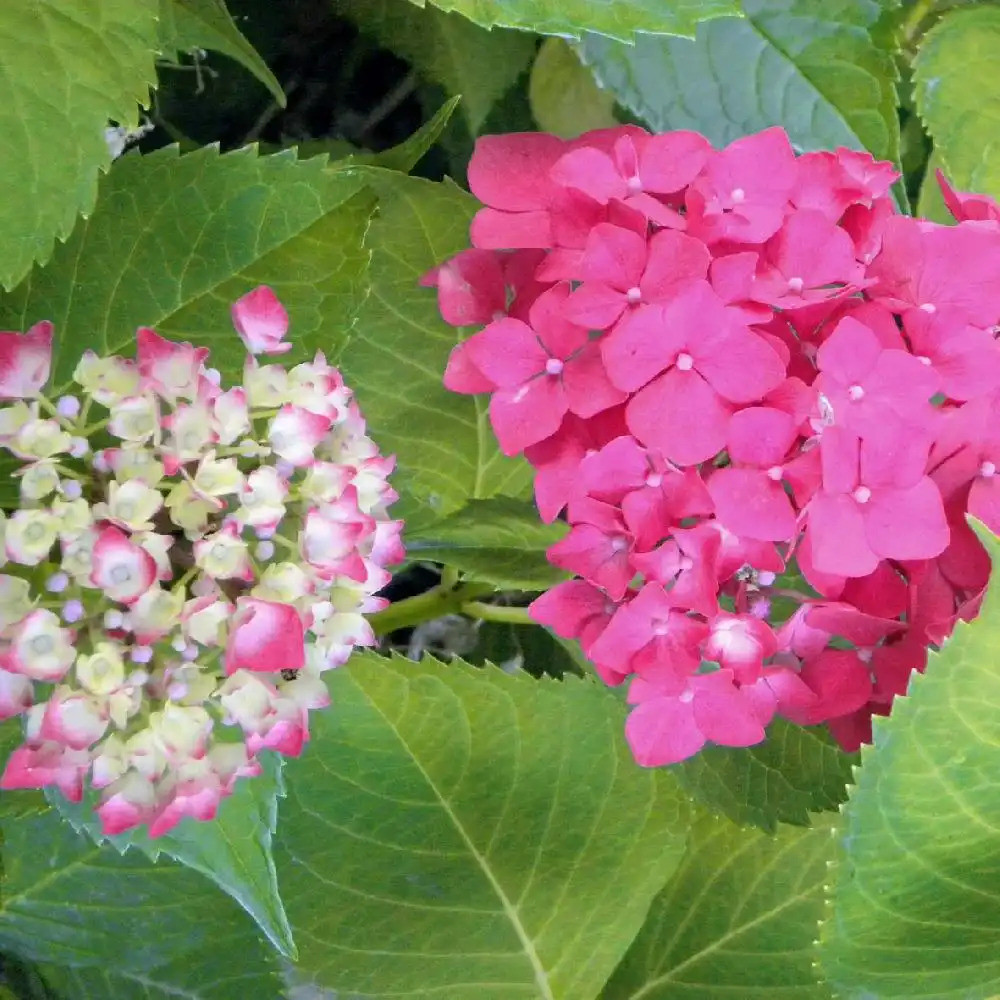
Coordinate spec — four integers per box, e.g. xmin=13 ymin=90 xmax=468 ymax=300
xmin=359 ymin=97 xmax=463 ymax=172
xmin=579 ymin=0 xmax=900 ymax=167
xmin=0 ymin=807 xmax=279 ymax=992
xmin=0 ymin=146 xmax=375 ymax=508
xmin=601 ymin=812 xmax=835 ymax=999
xmin=819 ymin=519 xmax=1000 ymax=999
xmin=337 ymin=0 xmax=536 ymax=133
xmin=337 ymin=172 xmax=532 ymax=529
xmin=529 ymin=38 xmax=619 ymax=138
xmin=913 ymin=5 xmax=1000 ymax=199
xmin=157 ymin=0 xmax=285 ymax=106
xmin=406 ymin=496 xmax=568 ymax=590
xmin=48 ymin=753 xmax=294 ymax=960
xmin=0 ymin=0 xmax=158 ymax=291
xmin=406 ymin=0 xmax=740 ymax=42
xmin=276 ymin=651 xmax=691 ymax=1000
xmin=672 ymin=718 xmax=856 ymax=832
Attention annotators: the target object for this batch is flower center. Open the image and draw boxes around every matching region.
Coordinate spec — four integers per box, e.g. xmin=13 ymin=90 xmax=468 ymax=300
xmin=31 ymin=635 xmax=54 ymax=655
xmin=787 ymin=276 xmax=804 ymax=292
xmin=644 ymin=472 xmax=662 ymax=488
xmin=847 ymin=384 xmax=865 ymax=401
xmin=676 ymin=352 xmax=694 ymax=371
xmin=981 ymin=461 xmax=997 ymax=479
xmin=730 ymin=188 xmax=745 ymax=204
xmin=110 ymin=565 xmax=132 ymax=584
xmin=852 ymin=486 xmax=872 ymax=504
xmin=545 ymin=357 xmax=564 ymax=376
xmin=626 ymin=286 xmax=642 ymax=304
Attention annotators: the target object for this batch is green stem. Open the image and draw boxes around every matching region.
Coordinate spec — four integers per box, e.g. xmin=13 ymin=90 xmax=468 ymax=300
xmin=368 ymin=581 xmax=496 ymax=637
xmin=460 ymin=601 xmax=534 ymax=626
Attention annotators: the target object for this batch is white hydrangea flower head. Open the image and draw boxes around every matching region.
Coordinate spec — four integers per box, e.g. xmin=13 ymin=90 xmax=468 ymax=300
xmin=0 ymin=288 xmax=402 ymax=837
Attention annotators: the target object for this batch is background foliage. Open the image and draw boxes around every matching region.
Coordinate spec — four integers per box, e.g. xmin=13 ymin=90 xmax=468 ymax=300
xmin=0 ymin=0 xmax=996 ymax=998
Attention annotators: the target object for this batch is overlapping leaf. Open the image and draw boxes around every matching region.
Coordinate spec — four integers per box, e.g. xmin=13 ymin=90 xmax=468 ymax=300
xmin=602 ymin=812 xmax=835 ymax=999
xmin=405 ymin=496 xmax=568 ymax=590
xmin=157 ymin=0 xmax=285 ymax=105
xmin=0 ymin=806 xmax=279 ymax=995
xmin=337 ymin=0 xmax=536 ymax=133
xmin=579 ymin=0 xmax=899 ymax=166
xmin=0 ymin=145 xmax=374 ymax=508
xmin=0 ymin=0 xmax=158 ymax=290
xmin=50 ymin=754 xmax=294 ymax=959
xmin=673 ymin=718 xmax=855 ymax=832
xmin=406 ymin=0 xmax=740 ymax=42
xmin=819 ymin=520 xmax=1000 ymax=999
xmin=337 ymin=173 xmax=532 ymax=528
xmin=913 ymin=5 xmax=1000 ymax=199
xmin=275 ymin=652 xmax=690 ymax=999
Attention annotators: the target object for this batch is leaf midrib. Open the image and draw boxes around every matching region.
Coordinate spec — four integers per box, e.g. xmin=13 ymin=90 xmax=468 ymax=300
xmin=359 ymin=676 xmax=556 ymax=1000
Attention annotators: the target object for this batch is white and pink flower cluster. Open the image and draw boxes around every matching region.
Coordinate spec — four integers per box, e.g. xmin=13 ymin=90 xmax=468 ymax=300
xmin=0 ymin=288 xmax=402 ymax=836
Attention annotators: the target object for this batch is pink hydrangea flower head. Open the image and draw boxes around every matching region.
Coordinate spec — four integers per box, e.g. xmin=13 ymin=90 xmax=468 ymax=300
xmin=430 ymin=122 xmax=1000 ymax=768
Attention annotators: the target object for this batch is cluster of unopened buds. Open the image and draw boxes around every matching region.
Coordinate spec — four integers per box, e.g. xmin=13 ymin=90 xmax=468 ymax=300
xmin=426 ymin=124 xmax=1000 ymax=766
xmin=0 ymin=288 xmax=402 ymax=835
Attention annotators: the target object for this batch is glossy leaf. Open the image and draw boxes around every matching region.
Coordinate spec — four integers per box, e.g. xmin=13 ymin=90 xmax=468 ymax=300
xmin=819 ymin=520 xmax=1000 ymax=999
xmin=275 ymin=651 xmax=691 ymax=1000
xmin=579 ymin=0 xmax=900 ymax=166
xmin=602 ymin=812 xmax=835 ymax=999
xmin=406 ymin=0 xmax=741 ymax=43
xmin=673 ymin=718 xmax=856 ymax=832
xmin=0 ymin=146 xmax=375 ymax=508
xmin=913 ymin=5 xmax=1000 ymax=198
xmin=0 ymin=0 xmax=158 ymax=290
xmin=0 ymin=807 xmax=279 ymax=993
xmin=337 ymin=173 xmax=532 ymax=529
xmin=157 ymin=0 xmax=285 ymax=105
xmin=49 ymin=753 xmax=294 ymax=959
xmin=405 ymin=496 xmax=568 ymax=590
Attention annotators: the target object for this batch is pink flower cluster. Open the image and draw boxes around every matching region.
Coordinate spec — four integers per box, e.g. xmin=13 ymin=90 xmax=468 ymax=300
xmin=0 ymin=288 xmax=402 ymax=835
xmin=426 ymin=125 xmax=1000 ymax=766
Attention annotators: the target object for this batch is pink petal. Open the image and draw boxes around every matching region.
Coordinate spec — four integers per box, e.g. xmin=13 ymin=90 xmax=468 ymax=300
xmin=232 ymin=286 xmax=292 ymax=355
xmin=563 ymin=283 xmax=626 ymax=329
xmin=816 ymin=316 xmax=881 ymax=384
xmin=465 ymin=318 xmax=548 ymax=388
xmin=225 ymin=598 xmax=305 ymax=675
xmin=627 ymin=369 xmax=732 ymax=467
xmin=470 ymin=207 xmax=553 ymax=249
xmin=468 ymin=133 xmax=565 ymax=211
xmin=580 ymin=223 xmax=646 ymax=288
xmin=0 ymin=321 xmax=53 ymax=399
xmin=641 ymin=230 xmax=711 ymax=301
xmin=551 ymin=147 xmax=626 ymax=204
xmin=865 ymin=479 xmax=949 ymax=561
xmin=625 ymin=697 xmax=705 ymax=766
xmin=489 ymin=376 xmax=567 ymax=455
xmin=807 ymin=493 xmax=879 ymax=578
xmin=726 ymin=406 xmax=798 ymax=466
xmin=638 ymin=130 xmax=712 ymax=193
xmin=602 ymin=302 xmax=687 ymax=392
xmin=562 ymin=343 xmax=627 ymax=418
xmin=707 ymin=467 xmax=798 ymax=541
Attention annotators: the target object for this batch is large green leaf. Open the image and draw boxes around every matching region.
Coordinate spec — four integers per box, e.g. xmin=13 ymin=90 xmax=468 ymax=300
xmin=819 ymin=520 xmax=1000 ymax=999
xmin=916 ymin=152 xmax=955 ymax=225
xmin=275 ymin=651 xmax=691 ymax=1000
xmin=405 ymin=496 xmax=568 ymax=590
xmin=0 ymin=146 xmax=375 ymax=508
xmin=49 ymin=753 xmax=294 ymax=959
xmin=157 ymin=0 xmax=285 ymax=106
xmin=0 ymin=0 xmax=158 ymax=291
xmin=913 ymin=5 xmax=1000 ymax=199
xmin=579 ymin=0 xmax=900 ymax=167
xmin=601 ymin=812 xmax=835 ymax=999
xmin=0 ymin=807 xmax=279 ymax=993
xmin=0 ymin=145 xmax=372 ymax=385
xmin=673 ymin=718 xmax=855 ymax=832
xmin=337 ymin=0 xmax=536 ymax=134
xmin=338 ymin=173 xmax=532 ymax=529
xmin=406 ymin=0 xmax=740 ymax=42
